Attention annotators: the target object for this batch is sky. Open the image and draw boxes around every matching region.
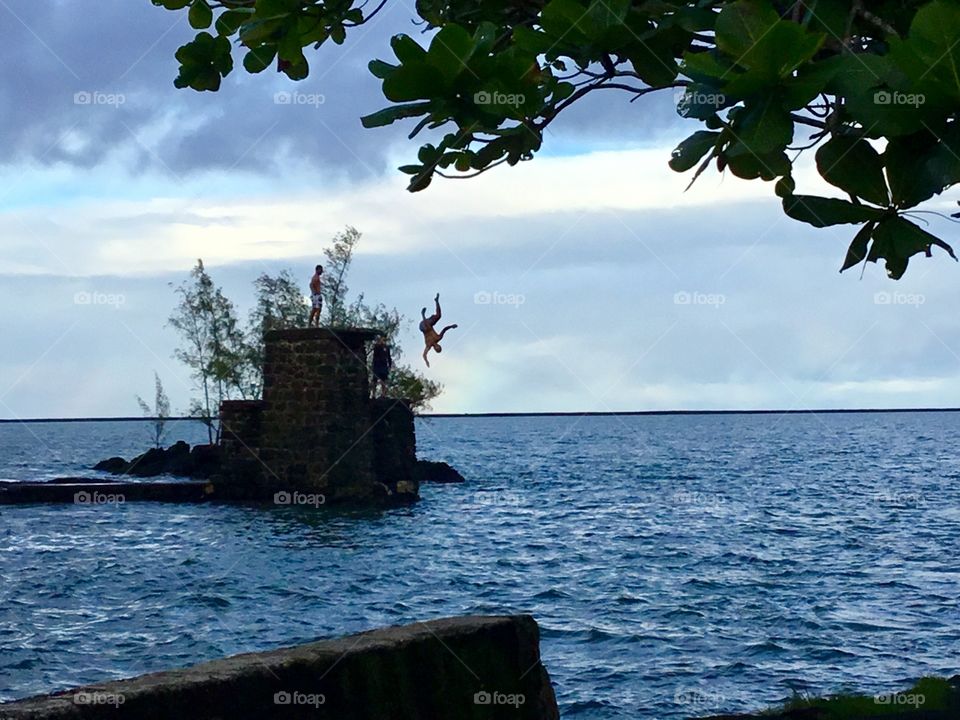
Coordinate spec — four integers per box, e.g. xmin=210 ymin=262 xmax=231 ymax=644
xmin=1 ymin=2 xmax=959 ymax=418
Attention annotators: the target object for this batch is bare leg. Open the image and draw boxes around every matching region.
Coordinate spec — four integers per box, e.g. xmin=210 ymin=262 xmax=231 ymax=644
xmin=436 ymin=324 xmax=458 ymax=341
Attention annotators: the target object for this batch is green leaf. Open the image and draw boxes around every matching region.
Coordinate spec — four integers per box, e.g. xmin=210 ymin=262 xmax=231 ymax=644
xmin=873 ymin=217 xmax=957 ymax=272
xmin=369 ymin=59 xmax=398 ymax=79
xmin=725 ymin=148 xmax=789 ymax=181
xmin=243 ymin=46 xmax=276 ymax=73
xmin=540 ymin=0 xmax=591 ymax=45
xmin=188 ymin=0 xmax=213 ymax=29
xmin=629 ymin=26 xmax=688 ymax=86
xmin=815 ymin=137 xmax=889 ymax=207
xmin=361 ymin=102 xmax=432 ymax=128
xmin=669 ymin=131 xmax=720 ymax=172
xmin=907 ymin=0 xmax=960 ymax=99
xmin=216 ymin=9 xmax=252 ymax=36
xmin=391 ymin=34 xmax=427 ymax=64
xmin=783 ymin=195 xmax=884 ymax=228
xmin=840 ymin=222 xmax=875 ymax=272
xmin=731 ymin=95 xmax=793 ymax=155
xmin=427 ymin=25 xmax=475 ymax=82
xmin=715 ymin=0 xmax=779 ymax=61
xmin=382 ymin=62 xmax=447 ymax=102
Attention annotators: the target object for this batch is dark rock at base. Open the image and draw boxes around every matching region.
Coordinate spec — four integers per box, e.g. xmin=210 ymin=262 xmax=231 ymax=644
xmin=190 ymin=444 xmax=221 ymax=478
xmin=126 ymin=447 xmax=169 ymax=477
xmin=94 ymin=443 xmax=222 ymax=480
xmin=93 ymin=457 xmax=128 ymax=474
xmin=415 ymin=459 xmax=466 ymax=484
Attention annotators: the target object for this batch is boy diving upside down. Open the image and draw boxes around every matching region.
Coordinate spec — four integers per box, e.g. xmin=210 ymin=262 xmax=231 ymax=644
xmin=420 ymin=293 xmax=457 ymax=368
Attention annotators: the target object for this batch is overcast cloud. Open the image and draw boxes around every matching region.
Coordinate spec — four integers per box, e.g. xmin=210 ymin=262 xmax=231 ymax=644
xmin=1 ymin=1 xmax=959 ymax=418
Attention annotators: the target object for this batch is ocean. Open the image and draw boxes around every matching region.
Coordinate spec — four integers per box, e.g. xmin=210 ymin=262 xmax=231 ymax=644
xmin=1 ymin=412 xmax=959 ymax=718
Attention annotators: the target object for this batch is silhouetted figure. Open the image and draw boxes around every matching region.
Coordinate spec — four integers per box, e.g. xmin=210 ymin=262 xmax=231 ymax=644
xmin=308 ymin=264 xmax=323 ymax=327
xmin=372 ymin=336 xmax=393 ymax=397
xmin=420 ymin=293 xmax=457 ymax=368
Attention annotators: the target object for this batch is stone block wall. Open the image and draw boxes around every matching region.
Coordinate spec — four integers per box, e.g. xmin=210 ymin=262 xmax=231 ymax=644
xmin=0 ymin=615 xmax=559 ymax=720
xmin=218 ymin=328 xmax=418 ymax=502
xmin=369 ymin=398 xmax=417 ymax=492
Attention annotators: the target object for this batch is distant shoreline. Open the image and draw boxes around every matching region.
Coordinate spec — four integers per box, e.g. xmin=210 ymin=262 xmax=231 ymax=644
xmin=2 ymin=407 xmax=960 ymax=423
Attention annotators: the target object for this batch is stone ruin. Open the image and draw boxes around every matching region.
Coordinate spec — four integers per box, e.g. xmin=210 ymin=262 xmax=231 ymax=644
xmin=218 ymin=327 xmax=420 ymax=504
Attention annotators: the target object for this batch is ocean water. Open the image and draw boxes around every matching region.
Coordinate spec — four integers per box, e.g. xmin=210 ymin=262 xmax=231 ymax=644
xmin=1 ymin=413 xmax=959 ymax=718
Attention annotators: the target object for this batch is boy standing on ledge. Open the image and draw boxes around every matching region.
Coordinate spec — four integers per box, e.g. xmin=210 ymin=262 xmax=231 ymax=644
xmin=308 ymin=264 xmax=323 ymax=327
xmin=372 ymin=336 xmax=393 ymax=398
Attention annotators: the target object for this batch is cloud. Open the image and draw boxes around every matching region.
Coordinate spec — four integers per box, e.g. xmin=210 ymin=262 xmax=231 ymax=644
xmin=0 ymin=0 xmax=682 ymax=183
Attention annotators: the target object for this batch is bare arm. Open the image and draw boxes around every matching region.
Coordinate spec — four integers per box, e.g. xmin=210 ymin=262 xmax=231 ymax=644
xmin=422 ymin=346 xmax=430 ymax=368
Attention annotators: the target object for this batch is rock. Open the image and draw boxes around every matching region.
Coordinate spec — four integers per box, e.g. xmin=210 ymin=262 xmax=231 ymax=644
xmin=93 ymin=457 xmax=128 ymax=474
xmin=164 ymin=441 xmax=194 ymax=476
xmin=126 ymin=447 xmax=169 ymax=477
xmin=190 ymin=444 xmax=221 ymax=478
xmin=415 ymin=460 xmax=466 ymax=484
xmin=93 ymin=443 xmax=223 ymax=480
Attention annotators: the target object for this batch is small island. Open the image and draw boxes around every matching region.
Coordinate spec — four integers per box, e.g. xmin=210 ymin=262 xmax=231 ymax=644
xmin=0 ymin=326 xmax=464 ymax=507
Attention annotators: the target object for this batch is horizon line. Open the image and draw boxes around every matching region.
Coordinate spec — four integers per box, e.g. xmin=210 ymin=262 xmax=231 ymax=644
xmin=2 ymin=407 xmax=960 ymax=423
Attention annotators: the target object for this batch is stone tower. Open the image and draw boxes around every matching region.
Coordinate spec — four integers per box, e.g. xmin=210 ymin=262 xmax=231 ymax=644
xmin=219 ymin=327 xmax=417 ymax=503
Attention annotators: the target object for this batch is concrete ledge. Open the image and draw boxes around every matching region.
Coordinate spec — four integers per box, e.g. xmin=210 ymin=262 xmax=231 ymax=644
xmin=0 ymin=615 xmax=559 ymax=720
xmin=0 ymin=481 xmax=211 ymax=505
